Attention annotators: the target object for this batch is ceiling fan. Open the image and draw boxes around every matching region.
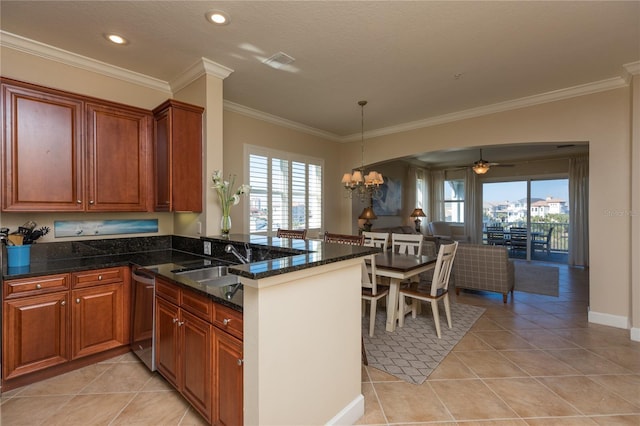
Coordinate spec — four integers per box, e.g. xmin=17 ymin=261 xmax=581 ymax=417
xmin=470 ymin=149 xmax=513 ymax=175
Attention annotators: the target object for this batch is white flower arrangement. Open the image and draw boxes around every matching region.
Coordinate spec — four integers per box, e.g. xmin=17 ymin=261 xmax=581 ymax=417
xmin=211 ymin=170 xmax=250 ymax=233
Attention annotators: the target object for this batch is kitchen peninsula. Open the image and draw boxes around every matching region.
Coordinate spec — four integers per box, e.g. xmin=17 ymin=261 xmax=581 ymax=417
xmin=1 ymin=234 xmax=377 ymax=425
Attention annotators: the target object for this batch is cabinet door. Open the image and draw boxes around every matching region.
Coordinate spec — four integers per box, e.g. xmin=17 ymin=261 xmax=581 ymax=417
xmin=86 ymin=102 xmax=151 ymax=211
xmin=182 ymin=310 xmax=213 ymax=423
xmin=155 ymin=297 xmax=181 ymax=388
xmin=2 ymin=81 xmax=83 ymax=211
xmin=2 ymin=292 xmax=69 ymax=379
xmin=213 ymin=329 xmax=243 ymax=426
xmin=71 ymin=282 xmax=127 ymax=359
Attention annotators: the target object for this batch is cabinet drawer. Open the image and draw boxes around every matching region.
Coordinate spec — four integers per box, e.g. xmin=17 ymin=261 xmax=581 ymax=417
xmin=72 ymin=267 xmax=125 ymax=288
xmin=4 ymin=273 xmax=70 ymax=299
xmin=214 ymin=304 xmax=243 ymax=339
xmin=182 ymin=288 xmax=213 ymax=322
xmin=156 ymin=278 xmax=181 ymax=305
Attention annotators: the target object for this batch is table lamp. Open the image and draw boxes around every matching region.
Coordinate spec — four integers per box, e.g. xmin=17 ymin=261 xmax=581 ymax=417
xmin=359 ymin=207 xmax=377 ymax=232
xmin=410 ymin=208 xmax=426 ymax=232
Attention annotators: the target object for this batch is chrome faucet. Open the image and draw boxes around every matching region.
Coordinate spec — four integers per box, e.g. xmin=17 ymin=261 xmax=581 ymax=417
xmin=225 ymin=244 xmax=252 ymax=264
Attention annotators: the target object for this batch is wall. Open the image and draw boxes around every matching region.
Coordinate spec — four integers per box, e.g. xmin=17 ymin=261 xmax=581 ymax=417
xmin=337 ymin=88 xmax=634 ymax=332
xmin=223 ymin=111 xmax=340 ymax=237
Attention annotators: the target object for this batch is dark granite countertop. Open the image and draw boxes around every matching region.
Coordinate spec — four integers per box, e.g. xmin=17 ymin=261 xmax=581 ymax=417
xmin=1 ymin=234 xmax=379 ymax=312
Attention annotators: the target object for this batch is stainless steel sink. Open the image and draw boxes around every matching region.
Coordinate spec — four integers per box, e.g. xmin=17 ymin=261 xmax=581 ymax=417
xmin=174 ymin=265 xmax=240 ymax=289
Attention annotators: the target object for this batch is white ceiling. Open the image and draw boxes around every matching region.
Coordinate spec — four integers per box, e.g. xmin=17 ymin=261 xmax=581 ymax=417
xmin=1 ymin=1 xmax=637 ymax=163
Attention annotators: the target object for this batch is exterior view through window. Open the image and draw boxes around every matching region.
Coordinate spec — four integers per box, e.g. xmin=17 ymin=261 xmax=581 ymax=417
xmin=483 ymin=178 xmax=569 ymax=261
xmin=247 ymin=146 xmax=323 ymax=235
xmin=444 ymin=179 xmax=464 ymax=222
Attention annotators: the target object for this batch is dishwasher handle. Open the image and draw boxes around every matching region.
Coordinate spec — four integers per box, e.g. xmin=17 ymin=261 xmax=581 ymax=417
xmin=132 ymin=269 xmax=155 ymax=285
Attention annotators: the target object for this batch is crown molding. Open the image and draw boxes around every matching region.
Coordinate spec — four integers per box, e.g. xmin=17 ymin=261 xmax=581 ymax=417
xmin=0 ymin=31 xmax=171 ymax=93
xmin=224 ymin=100 xmax=341 ymax=142
xmin=170 ymin=57 xmax=234 ymax=93
xmin=352 ymin=76 xmax=629 ymax=142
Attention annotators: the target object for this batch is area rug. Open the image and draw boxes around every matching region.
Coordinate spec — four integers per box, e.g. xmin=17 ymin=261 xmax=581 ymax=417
xmin=362 ymin=302 xmax=485 ymax=384
xmin=514 ymin=261 xmax=559 ymax=297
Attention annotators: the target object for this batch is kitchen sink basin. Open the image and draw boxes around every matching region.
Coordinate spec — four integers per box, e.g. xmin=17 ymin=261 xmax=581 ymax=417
xmin=173 ymin=265 xmax=240 ymax=289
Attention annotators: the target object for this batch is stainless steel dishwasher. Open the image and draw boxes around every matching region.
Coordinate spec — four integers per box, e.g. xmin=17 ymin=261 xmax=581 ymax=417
xmin=131 ymin=268 xmax=156 ymax=371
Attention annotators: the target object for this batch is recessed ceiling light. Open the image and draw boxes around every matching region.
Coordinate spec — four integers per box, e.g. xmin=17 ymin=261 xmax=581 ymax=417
xmin=205 ymin=10 xmax=230 ymax=25
xmin=105 ymin=33 xmax=128 ymax=45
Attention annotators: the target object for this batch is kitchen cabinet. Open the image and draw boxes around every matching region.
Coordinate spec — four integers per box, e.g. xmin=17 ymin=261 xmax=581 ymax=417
xmin=155 ymin=278 xmax=212 ymax=422
xmin=213 ymin=328 xmax=243 ymax=426
xmin=1 ymin=78 xmax=152 ymax=212
xmin=71 ymin=267 xmax=130 ymax=359
xmin=153 ymin=99 xmax=204 ymax=212
xmin=1 ymin=267 xmax=130 ymax=385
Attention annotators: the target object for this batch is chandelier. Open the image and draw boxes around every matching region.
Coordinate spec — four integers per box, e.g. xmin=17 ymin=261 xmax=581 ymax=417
xmin=341 ymin=100 xmax=384 ymax=201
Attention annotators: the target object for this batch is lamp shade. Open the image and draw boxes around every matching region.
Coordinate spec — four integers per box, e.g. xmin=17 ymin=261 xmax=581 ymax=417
xmin=358 ymin=207 xmax=378 ymax=220
xmin=410 ymin=208 xmax=426 ymax=218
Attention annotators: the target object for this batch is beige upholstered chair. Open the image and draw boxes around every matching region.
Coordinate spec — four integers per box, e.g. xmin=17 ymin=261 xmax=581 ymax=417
xmin=398 ymin=242 xmax=458 ymax=338
xmin=276 ymin=228 xmax=307 ymax=239
xmin=391 ymin=233 xmax=423 ymax=255
xmin=427 ymin=221 xmax=469 ymax=243
xmin=452 ymin=244 xmax=514 ymax=303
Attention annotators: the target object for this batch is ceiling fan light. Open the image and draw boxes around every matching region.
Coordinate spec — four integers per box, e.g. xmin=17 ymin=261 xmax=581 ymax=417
xmin=473 ymin=161 xmax=490 ymax=175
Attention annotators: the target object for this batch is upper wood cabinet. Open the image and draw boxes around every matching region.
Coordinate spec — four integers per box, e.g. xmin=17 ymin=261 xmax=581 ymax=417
xmin=153 ymin=100 xmax=204 ymax=212
xmin=1 ymin=78 xmax=152 ymax=212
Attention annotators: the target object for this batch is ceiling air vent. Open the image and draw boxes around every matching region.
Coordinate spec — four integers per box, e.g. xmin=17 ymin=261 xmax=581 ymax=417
xmin=262 ymin=52 xmax=295 ymax=70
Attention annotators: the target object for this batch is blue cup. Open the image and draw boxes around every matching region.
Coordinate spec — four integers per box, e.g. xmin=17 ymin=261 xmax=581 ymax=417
xmin=7 ymin=245 xmax=31 ymax=267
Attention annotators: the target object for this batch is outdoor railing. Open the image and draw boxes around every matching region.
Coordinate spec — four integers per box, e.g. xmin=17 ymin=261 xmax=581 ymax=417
xmin=484 ymin=222 xmax=569 ymax=252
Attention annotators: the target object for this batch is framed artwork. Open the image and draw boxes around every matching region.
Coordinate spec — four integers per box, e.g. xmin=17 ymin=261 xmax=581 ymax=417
xmin=54 ymin=219 xmax=158 ymax=238
xmin=373 ymin=176 xmax=402 ymax=215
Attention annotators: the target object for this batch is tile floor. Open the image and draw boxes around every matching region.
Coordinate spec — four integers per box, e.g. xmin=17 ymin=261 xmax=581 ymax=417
xmin=2 ymin=262 xmax=639 ymax=425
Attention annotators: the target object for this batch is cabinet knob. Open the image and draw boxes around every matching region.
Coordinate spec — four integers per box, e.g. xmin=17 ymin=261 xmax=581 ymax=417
xmin=173 ymin=318 xmax=179 ymax=323
xmin=178 ymin=321 xmax=185 ymax=327
xmin=76 ymin=298 xmax=80 ymax=304
xmin=223 ymin=318 xmax=231 ymax=326
xmin=60 ymin=300 xmax=66 ymax=306
xmin=36 ymin=284 xmax=42 ymax=289
xmin=89 ymin=200 xmax=95 ymax=205
xmin=77 ymin=199 xmax=82 ymax=204
xmin=98 ymin=275 xmax=103 ymax=280
xmin=237 ymin=359 xmax=243 ymax=366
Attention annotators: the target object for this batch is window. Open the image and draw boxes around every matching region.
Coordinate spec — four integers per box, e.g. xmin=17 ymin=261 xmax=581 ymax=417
xmin=444 ymin=179 xmax=464 ymax=222
xmin=247 ymin=145 xmax=323 ymax=235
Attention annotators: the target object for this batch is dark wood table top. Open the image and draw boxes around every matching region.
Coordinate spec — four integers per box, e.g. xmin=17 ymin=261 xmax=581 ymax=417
xmin=373 ymin=252 xmax=437 ymax=273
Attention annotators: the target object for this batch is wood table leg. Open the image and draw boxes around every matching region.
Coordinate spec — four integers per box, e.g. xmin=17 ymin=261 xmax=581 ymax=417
xmin=385 ymin=278 xmax=401 ymax=332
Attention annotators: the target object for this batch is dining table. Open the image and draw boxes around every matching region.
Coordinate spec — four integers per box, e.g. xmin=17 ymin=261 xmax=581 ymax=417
xmin=373 ymin=251 xmax=438 ymax=332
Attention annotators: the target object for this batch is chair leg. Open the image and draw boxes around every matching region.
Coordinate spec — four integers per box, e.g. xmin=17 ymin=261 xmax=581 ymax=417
xmin=431 ymin=299 xmax=441 ymax=338
xmin=443 ymin=294 xmax=452 ymax=329
xmin=398 ymin=294 xmax=406 ymax=327
xmin=369 ymin=299 xmax=377 ymax=337
xmin=411 ymin=299 xmax=419 ymax=319
xmin=502 ymin=293 xmax=508 ymax=303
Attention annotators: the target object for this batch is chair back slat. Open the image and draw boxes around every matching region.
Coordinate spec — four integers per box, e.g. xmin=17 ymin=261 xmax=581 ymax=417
xmin=276 ymin=228 xmax=307 ymax=239
xmin=362 ymin=231 xmax=389 ymax=251
xmin=391 ymin=233 xmax=423 ymax=255
xmin=324 ymin=232 xmax=365 ymax=246
xmin=430 ymin=241 xmax=458 ymax=296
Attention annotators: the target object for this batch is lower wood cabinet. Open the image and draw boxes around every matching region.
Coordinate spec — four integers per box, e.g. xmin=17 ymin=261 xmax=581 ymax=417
xmin=155 ymin=277 xmax=243 ymax=425
xmin=2 ymin=267 xmax=130 ymax=385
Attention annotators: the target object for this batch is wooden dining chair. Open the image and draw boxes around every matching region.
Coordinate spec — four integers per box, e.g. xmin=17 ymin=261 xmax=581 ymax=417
xmin=323 ymin=231 xmax=365 ymax=245
xmin=391 ymin=233 xmax=423 ymax=255
xmin=486 ymin=226 xmax=507 ymax=246
xmin=276 ymin=228 xmax=307 ymax=239
xmin=508 ymin=227 xmax=528 ymax=252
xmin=362 ymin=231 xmax=389 ymax=251
xmin=398 ymin=241 xmax=458 ymax=338
xmin=532 ymin=227 xmax=553 ymax=255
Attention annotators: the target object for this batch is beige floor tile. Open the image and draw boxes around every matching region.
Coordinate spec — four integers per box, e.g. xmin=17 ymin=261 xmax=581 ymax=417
xmin=356 ymin=382 xmax=387 ymax=425
xmin=452 ymin=333 xmax=494 ymax=351
xmin=589 ymin=414 xmax=640 ymax=425
xmin=41 ymin=393 xmax=134 ymax=425
xmin=499 ymin=350 xmax=580 ymax=376
xmin=472 ymin=330 xmax=537 ymax=350
xmin=524 ymin=417 xmax=598 ymax=425
xmin=141 ymin=373 xmax=176 ymax=391
xmin=81 ymin=362 xmax=154 ymax=394
xmin=544 ymin=348 xmax=633 ymax=375
xmin=455 ymin=421 xmax=528 ymax=426
xmin=470 ymin=316 xmax=505 ymax=331
xmin=484 ymin=377 xmax=579 ymax=417
xmin=587 ymin=346 xmax=640 ymax=373
xmin=454 ymin=350 xmax=528 ymax=378
xmin=366 ymin=366 xmax=403 ymax=382
xmin=538 ymin=376 xmax=640 ymax=415
xmin=110 ymin=390 xmax=189 ymax=425
xmin=361 ymin=365 xmax=370 ymax=383
xmin=374 ymin=381 xmax=453 ymax=423
xmin=587 ymin=374 xmax=640 ymax=406
xmin=551 ymin=326 xmax=637 ymax=349
xmin=18 ymin=363 xmax=112 ymax=396
xmin=511 ymin=329 xmax=579 ymax=349
xmin=428 ymin=353 xmax=478 ymax=380
xmin=489 ymin=315 xmax=542 ymax=330
xmin=430 ymin=379 xmax=517 ymax=421
xmin=179 ymin=406 xmax=210 ymax=425
xmin=0 ymin=395 xmax=73 ymax=425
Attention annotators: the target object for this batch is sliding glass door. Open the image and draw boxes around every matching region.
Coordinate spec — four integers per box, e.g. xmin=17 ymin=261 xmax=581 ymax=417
xmin=483 ymin=178 xmax=568 ymax=262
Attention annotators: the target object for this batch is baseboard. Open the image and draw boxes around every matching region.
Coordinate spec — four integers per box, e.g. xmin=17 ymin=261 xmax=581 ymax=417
xmin=588 ymin=310 xmax=629 ymax=330
xmin=325 ymin=393 xmax=364 ymax=425
xmin=631 ymin=327 xmax=640 ymax=342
